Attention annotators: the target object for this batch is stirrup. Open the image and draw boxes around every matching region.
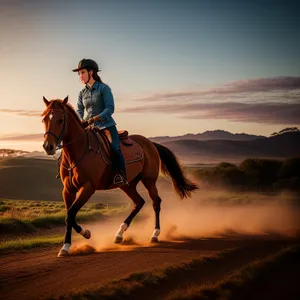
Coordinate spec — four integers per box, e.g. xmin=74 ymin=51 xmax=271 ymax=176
xmin=113 ymin=174 xmax=128 ymax=186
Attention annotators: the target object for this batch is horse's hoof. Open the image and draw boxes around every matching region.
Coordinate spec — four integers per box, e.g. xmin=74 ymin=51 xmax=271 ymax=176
xmin=150 ymin=237 xmax=159 ymax=243
xmin=84 ymin=229 xmax=91 ymax=239
xmin=114 ymin=236 xmax=123 ymax=244
xmin=57 ymin=249 xmax=69 ymax=257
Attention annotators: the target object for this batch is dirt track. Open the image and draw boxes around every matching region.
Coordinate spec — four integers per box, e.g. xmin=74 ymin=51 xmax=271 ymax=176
xmin=1 ymin=236 xmax=298 ymax=300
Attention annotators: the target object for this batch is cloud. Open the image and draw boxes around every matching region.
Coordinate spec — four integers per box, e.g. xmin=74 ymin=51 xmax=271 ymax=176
xmin=121 ymin=101 xmax=300 ymax=125
xmin=122 ymin=77 xmax=300 ymax=125
xmin=223 ymin=76 xmax=300 ymax=92
xmin=133 ymin=102 xmax=299 ymax=124
xmin=1 ymin=77 xmax=299 ymax=125
xmin=0 ymin=133 xmax=43 ymax=141
xmin=180 ymin=102 xmax=300 ymax=125
xmin=133 ymin=76 xmax=300 ymax=103
xmin=0 ymin=109 xmax=40 ymax=116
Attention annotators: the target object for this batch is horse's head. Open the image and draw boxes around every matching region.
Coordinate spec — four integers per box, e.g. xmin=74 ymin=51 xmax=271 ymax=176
xmin=42 ymin=96 xmax=69 ymax=155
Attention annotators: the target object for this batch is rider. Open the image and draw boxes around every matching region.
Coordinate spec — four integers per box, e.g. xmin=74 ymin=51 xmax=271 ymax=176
xmin=72 ymin=58 xmax=128 ymax=186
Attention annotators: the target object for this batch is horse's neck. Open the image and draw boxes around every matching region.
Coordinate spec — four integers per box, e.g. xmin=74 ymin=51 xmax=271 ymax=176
xmin=62 ymin=114 xmax=86 ymax=163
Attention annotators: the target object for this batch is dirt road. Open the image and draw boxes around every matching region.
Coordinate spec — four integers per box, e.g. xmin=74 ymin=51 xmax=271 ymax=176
xmin=1 ymin=236 xmax=298 ymax=300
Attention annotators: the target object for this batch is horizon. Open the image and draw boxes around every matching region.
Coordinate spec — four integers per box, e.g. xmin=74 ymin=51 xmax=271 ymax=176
xmin=1 ymin=0 xmax=299 ymax=151
xmin=0 ymin=128 xmax=297 ymax=153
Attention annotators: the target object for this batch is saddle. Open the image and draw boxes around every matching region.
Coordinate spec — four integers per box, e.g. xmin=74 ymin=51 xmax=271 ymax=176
xmin=91 ymin=128 xmax=143 ymax=165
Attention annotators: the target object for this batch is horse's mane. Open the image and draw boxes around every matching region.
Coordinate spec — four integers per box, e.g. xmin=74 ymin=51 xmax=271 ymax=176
xmin=41 ymin=99 xmax=82 ymax=125
xmin=64 ymin=102 xmax=82 ymax=125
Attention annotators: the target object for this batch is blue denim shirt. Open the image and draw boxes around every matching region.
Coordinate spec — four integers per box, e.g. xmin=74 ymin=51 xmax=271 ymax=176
xmin=76 ymin=81 xmax=116 ymax=129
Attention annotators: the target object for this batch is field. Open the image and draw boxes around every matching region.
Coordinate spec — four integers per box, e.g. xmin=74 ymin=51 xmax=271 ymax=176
xmin=1 ymin=157 xmax=300 ymax=299
xmin=0 ymin=199 xmax=127 ymax=242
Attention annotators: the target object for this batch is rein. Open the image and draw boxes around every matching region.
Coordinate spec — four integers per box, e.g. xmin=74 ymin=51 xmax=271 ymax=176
xmin=60 ymin=130 xmax=90 ymax=172
xmin=43 ymin=106 xmax=88 ymax=186
xmin=60 ymin=128 xmax=106 ymax=188
xmin=43 ymin=103 xmax=106 ymax=188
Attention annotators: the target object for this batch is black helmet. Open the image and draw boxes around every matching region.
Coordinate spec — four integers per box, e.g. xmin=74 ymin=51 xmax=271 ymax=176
xmin=72 ymin=58 xmax=100 ymax=72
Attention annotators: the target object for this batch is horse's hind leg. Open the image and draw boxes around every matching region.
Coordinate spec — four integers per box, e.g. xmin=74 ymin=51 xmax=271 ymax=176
xmin=115 ymin=176 xmax=145 ymax=244
xmin=142 ymin=179 xmax=162 ymax=243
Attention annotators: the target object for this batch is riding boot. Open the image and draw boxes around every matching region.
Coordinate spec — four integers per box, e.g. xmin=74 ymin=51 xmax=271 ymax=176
xmin=113 ymin=166 xmax=128 ymax=186
xmin=107 ymin=125 xmax=128 ymax=186
xmin=113 ymin=167 xmax=128 ymax=186
xmin=112 ymin=149 xmax=128 ymax=186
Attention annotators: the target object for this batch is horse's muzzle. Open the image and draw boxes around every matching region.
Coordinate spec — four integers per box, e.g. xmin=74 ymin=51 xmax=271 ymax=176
xmin=43 ymin=140 xmax=56 ymax=155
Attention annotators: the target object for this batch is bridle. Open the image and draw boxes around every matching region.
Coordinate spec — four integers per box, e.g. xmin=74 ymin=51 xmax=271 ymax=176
xmin=43 ymin=108 xmax=68 ymax=150
xmin=42 ymin=101 xmax=107 ymax=187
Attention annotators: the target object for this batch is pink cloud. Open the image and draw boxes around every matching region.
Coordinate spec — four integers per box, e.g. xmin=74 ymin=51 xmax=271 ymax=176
xmin=133 ymin=76 xmax=300 ymax=102
xmin=0 ymin=109 xmax=40 ymax=116
xmin=0 ymin=133 xmax=43 ymax=141
xmin=121 ymin=102 xmax=300 ymax=125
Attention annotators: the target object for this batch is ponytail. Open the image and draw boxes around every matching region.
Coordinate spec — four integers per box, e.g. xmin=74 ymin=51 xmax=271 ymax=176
xmin=91 ymin=69 xmax=103 ymax=83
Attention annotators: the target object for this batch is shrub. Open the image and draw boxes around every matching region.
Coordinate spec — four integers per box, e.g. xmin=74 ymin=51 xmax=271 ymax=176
xmin=239 ymin=158 xmax=282 ymax=187
xmin=277 ymin=157 xmax=300 ymax=179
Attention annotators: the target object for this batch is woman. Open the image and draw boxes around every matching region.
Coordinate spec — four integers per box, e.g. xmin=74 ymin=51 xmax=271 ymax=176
xmin=72 ymin=58 xmax=128 ymax=186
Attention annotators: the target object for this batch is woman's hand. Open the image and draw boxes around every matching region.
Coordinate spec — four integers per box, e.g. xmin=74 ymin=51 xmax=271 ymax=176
xmin=87 ymin=116 xmax=101 ymax=125
xmin=81 ymin=120 xmax=89 ymax=128
xmin=88 ymin=117 xmax=95 ymax=125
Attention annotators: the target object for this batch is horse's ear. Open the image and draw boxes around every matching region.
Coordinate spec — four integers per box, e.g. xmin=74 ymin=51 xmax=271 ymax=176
xmin=63 ymin=96 xmax=69 ymax=105
xmin=43 ymin=96 xmax=50 ymax=107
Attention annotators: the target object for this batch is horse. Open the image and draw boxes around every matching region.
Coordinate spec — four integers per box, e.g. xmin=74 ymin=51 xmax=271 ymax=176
xmin=41 ymin=96 xmax=198 ymax=257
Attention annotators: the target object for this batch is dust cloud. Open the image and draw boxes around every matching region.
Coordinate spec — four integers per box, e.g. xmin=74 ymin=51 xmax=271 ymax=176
xmin=71 ymin=182 xmax=300 ymax=254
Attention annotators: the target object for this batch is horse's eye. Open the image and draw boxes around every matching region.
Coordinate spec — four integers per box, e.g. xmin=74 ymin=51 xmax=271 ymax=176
xmin=58 ymin=119 xmax=63 ymax=124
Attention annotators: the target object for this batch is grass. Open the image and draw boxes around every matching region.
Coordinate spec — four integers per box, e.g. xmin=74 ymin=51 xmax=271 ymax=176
xmin=0 ymin=199 xmax=127 ymax=234
xmin=0 ymin=235 xmax=64 ymax=252
xmin=169 ymin=245 xmax=300 ymax=300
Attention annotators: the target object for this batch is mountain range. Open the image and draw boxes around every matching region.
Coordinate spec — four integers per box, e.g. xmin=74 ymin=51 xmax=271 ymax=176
xmin=149 ymin=130 xmax=266 ymax=143
xmin=157 ymin=131 xmax=300 ymax=164
xmin=1 ymin=130 xmax=299 ymax=164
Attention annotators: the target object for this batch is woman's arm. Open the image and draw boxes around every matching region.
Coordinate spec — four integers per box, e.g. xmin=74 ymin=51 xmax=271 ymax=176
xmin=96 ymin=85 xmax=115 ymax=122
xmin=76 ymin=91 xmax=85 ymax=120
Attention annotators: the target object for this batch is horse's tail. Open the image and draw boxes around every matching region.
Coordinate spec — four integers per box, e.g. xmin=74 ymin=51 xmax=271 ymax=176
xmin=152 ymin=142 xmax=199 ymax=199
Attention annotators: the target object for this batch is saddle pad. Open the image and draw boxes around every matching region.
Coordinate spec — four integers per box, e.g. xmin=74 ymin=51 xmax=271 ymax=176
xmin=120 ymin=140 xmax=143 ymax=164
xmin=91 ymin=128 xmax=143 ymax=165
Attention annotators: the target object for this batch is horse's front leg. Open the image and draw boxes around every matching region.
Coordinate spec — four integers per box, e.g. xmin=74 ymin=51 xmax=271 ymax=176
xmin=57 ymin=181 xmax=95 ymax=257
xmin=57 ymin=184 xmax=76 ymax=257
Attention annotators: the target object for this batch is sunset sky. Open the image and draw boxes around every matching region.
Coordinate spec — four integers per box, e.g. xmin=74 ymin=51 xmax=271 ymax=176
xmin=0 ymin=0 xmax=299 ymax=151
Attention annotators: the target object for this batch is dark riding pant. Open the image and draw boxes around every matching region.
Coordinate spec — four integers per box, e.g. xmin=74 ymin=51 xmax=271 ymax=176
xmin=107 ymin=126 xmax=126 ymax=175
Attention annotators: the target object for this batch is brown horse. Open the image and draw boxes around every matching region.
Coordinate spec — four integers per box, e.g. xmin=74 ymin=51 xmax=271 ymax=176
xmin=41 ymin=96 xmax=198 ymax=257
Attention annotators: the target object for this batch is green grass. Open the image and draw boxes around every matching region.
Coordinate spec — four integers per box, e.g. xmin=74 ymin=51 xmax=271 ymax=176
xmin=0 ymin=199 xmax=127 ymax=234
xmin=169 ymin=245 xmax=300 ymax=300
xmin=0 ymin=211 xmax=105 ymax=234
xmin=0 ymin=217 xmax=36 ymax=233
xmin=0 ymin=235 xmax=64 ymax=252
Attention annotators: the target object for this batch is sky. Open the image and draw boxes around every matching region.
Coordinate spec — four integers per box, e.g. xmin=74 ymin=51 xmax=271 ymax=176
xmin=0 ymin=0 xmax=299 ymax=151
